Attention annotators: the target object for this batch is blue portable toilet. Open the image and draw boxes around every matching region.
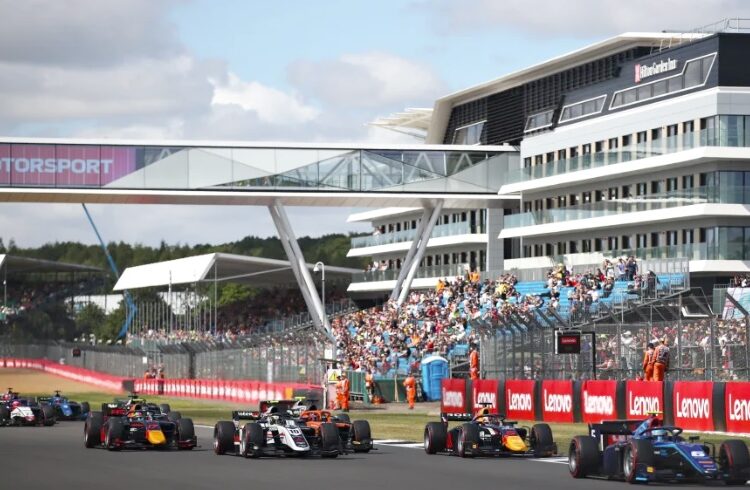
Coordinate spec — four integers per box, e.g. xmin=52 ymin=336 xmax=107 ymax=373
xmin=420 ymin=355 xmax=449 ymax=401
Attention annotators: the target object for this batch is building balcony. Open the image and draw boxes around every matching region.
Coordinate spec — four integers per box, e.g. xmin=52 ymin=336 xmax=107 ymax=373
xmin=350 ymin=221 xmax=483 ymax=249
xmin=505 ymin=185 xmax=750 ymax=229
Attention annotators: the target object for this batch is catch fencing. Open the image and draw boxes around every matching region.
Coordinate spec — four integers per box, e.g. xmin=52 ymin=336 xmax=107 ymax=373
xmin=1 ymin=328 xmax=332 ymax=385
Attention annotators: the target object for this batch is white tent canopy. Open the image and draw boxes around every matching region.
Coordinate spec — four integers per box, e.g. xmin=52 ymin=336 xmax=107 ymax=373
xmin=113 ymin=252 xmax=359 ymax=291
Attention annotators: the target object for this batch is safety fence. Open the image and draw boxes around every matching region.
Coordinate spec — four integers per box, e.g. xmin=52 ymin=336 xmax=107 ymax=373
xmin=0 ymin=357 xmax=320 ymax=405
xmin=441 ymin=377 xmax=750 ymax=433
xmin=479 ymin=318 xmax=749 ymax=382
xmin=0 ymin=329 xmax=332 ymax=385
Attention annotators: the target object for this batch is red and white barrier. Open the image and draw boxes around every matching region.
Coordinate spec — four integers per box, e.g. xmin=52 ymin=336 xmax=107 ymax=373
xmin=0 ymin=357 xmax=319 ymax=405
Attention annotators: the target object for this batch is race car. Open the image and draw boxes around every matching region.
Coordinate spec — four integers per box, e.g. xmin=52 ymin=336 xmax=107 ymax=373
xmin=284 ymin=398 xmax=373 ymax=454
xmin=568 ymin=413 xmax=750 ymax=484
xmin=84 ymin=400 xmax=196 ymax=451
xmin=0 ymin=389 xmax=56 ymax=427
xmin=424 ymin=408 xmax=556 ymax=458
xmin=214 ymin=400 xmax=330 ymax=458
xmin=109 ymin=393 xmax=178 ymax=419
xmin=37 ymin=390 xmax=90 ymax=421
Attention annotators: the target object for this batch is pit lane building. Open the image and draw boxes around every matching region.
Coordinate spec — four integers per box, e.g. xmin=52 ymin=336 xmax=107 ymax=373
xmin=349 ymin=22 xmax=750 ymax=296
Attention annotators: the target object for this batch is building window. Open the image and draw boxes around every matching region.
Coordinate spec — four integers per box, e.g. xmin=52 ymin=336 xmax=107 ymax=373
xmin=651 ymin=232 xmax=660 ymax=247
xmin=666 ymin=230 xmax=678 ymax=246
xmin=636 ymin=182 xmax=647 ymax=196
xmin=594 ymin=238 xmax=603 ymax=252
xmin=651 ymin=180 xmax=662 ymax=194
xmin=582 ymin=239 xmax=591 ymax=253
xmin=569 ymin=241 xmax=578 ymax=253
xmin=622 ymin=235 xmax=631 ymax=249
xmin=523 ymin=157 xmax=531 ymax=168
xmin=608 ymin=137 xmax=619 ymax=150
xmin=608 ymin=236 xmax=618 ymax=250
xmin=569 ymin=193 xmax=579 ymax=206
xmin=535 ymin=154 xmax=544 ymax=165
xmin=453 ymin=120 xmax=485 ymax=145
xmin=682 ymin=229 xmax=694 ymax=244
xmin=525 ymin=110 xmax=555 ymax=132
xmin=622 ymin=134 xmax=631 ymax=147
xmin=637 ymin=234 xmax=647 ymax=248
xmin=559 ymin=95 xmax=607 ymax=123
xmin=595 ymin=141 xmax=603 ymax=153
xmin=637 ymin=131 xmax=647 ymax=144
xmin=621 ymin=185 xmax=631 ymax=198
xmin=582 ymin=191 xmax=591 ymax=203
xmin=545 ymin=243 xmax=554 ymax=256
xmin=651 ymin=128 xmax=662 ymax=141
xmin=608 ymin=187 xmax=618 ymax=200
xmin=682 ymin=174 xmax=694 ymax=189
xmin=569 ymin=146 xmax=578 ymax=158
xmin=666 ymin=177 xmax=678 ymax=192
xmin=546 ymin=152 xmax=554 ymax=162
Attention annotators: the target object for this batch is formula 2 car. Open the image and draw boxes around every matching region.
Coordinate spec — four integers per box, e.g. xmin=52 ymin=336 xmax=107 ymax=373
xmin=84 ymin=400 xmax=196 ymax=450
xmin=0 ymin=389 xmax=55 ymax=427
xmin=568 ymin=413 xmax=750 ymax=484
xmin=215 ymin=400 xmax=337 ymax=458
xmin=424 ymin=408 xmax=556 ymax=458
xmin=37 ymin=390 xmax=90 ymax=421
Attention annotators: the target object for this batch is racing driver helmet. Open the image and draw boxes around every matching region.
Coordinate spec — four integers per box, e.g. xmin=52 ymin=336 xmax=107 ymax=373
xmin=650 ymin=428 xmax=668 ymax=442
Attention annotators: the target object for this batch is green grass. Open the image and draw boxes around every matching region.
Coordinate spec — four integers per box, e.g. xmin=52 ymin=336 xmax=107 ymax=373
xmin=41 ymin=392 xmax=750 ymax=454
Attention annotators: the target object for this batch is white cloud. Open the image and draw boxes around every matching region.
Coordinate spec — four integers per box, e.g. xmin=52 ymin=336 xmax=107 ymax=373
xmin=288 ymin=51 xmax=445 ymax=109
xmin=429 ymin=0 xmax=750 ymax=37
xmin=211 ymin=73 xmax=319 ymax=125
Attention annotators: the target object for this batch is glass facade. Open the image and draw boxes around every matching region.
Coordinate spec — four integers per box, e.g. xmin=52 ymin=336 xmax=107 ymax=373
xmin=510 ymin=115 xmax=750 ymax=184
xmin=0 ymin=143 xmax=505 ymax=193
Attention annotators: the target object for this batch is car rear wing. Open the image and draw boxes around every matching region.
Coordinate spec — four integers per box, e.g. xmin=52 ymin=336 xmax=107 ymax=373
xmin=440 ymin=412 xmax=474 ymax=422
xmin=36 ymin=396 xmax=52 ymax=403
xmin=233 ymin=410 xmax=261 ymax=421
xmin=102 ymin=403 xmax=127 ymax=417
xmin=590 ymin=420 xmax=644 ymax=436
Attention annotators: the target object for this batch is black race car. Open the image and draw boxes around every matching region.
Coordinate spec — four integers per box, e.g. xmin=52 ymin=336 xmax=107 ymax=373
xmin=569 ymin=414 xmax=750 ymax=484
xmin=84 ymin=398 xmax=196 ymax=451
xmin=424 ymin=409 xmax=556 ymax=458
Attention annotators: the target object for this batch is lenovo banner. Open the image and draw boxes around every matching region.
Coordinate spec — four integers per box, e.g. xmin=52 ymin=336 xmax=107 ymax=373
xmin=441 ymin=378 xmax=467 ymax=413
xmin=725 ymin=382 xmax=750 ymax=433
xmin=580 ymin=380 xmax=618 ymax=423
xmin=504 ymin=379 xmax=536 ymax=421
xmin=673 ymin=381 xmax=714 ymax=431
xmin=0 ymin=144 xmax=136 ymax=186
xmin=625 ymin=381 xmax=663 ymax=419
xmin=471 ymin=379 xmax=499 ymax=415
xmin=541 ymin=380 xmax=574 ymax=423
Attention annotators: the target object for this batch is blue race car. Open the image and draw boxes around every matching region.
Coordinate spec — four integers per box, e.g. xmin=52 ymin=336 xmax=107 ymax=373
xmin=37 ymin=391 xmax=90 ymax=421
xmin=568 ymin=413 xmax=750 ymax=485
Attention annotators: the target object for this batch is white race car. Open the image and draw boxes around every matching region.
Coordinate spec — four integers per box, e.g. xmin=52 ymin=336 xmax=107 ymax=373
xmin=213 ymin=401 xmax=339 ymax=458
xmin=0 ymin=395 xmax=55 ymax=427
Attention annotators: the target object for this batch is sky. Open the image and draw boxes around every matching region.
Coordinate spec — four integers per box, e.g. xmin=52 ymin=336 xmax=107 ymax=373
xmin=1 ymin=0 xmax=748 ymax=247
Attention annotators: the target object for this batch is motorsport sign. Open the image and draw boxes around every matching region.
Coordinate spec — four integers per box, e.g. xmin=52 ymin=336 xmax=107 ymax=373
xmin=634 ymin=58 xmax=677 ymax=83
xmin=0 ymin=144 xmax=136 ymax=186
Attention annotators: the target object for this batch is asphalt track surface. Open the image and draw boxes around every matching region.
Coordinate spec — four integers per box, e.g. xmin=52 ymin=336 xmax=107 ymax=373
xmin=0 ymin=422 xmax=707 ymax=489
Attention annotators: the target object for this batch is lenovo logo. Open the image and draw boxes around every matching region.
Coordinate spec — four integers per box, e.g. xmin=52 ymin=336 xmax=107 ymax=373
xmin=543 ymin=389 xmax=572 ymax=413
xmin=676 ymin=394 xmax=710 ymax=419
xmin=508 ymin=392 xmax=532 ymax=411
xmin=476 ymin=392 xmax=496 ymax=407
xmin=728 ymin=394 xmax=750 ymax=421
xmin=442 ymin=389 xmax=464 ymax=408
xmin=628 ymin=392 xmax=660 ymax=416
xmin=583 ymin=392 xmax=613 ymax=415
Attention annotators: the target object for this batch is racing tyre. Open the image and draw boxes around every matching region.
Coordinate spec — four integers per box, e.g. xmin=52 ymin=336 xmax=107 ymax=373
xmin=320 ymin=422 xmax=340 ymax=458
xmin=105 ymin=418 xmax=124 ymax=451
xmin=569 ymin=436 xmax=599 ymax=478
xmin=351 ymin=420 xmax=371 ymax=453
xmin=80 ymin=402 xmax=90 ymax=416
xmin=0 ymin=405 xmax=9 ymax=425
xmin=719 ymin=440 xmax=750 ymax=485
xmin=457 ymin=423 xmax=480 ymax=458
xmin=240 ymin=423 xmax=264 ymax=459
xmin=336 ymin=413 xmax=351 ymax=424
xmin=530 ymin=423 xmax=554 ymax=457
xmin=167 ymin=411 xmax=182 ymax=422
xmin=213 ymin=421 xmax=235 ymax=455
xmin=41 ymin=404 xmax=55 ymax=426
xmin=84 ymin=412 xmax=103 ymax=448
xmin=159 ymin=403 xmax=171 ymax=414
xmin=424 ymin=422 xmax=447 ymax=454
xmin=623 ymin=439 xmax=654 ymax=484
xmin=176 ymin=418 xmax=195 ymax=450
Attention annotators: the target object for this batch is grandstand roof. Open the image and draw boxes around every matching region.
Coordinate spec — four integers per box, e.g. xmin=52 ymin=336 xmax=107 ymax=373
xmin=112 ymin=253 xmax=359 ymax=291
xmin=0 ymin=254 xmax=103 ymax=274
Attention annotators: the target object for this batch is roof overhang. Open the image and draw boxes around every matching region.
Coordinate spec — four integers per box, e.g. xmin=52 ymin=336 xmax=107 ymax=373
xmin=113 ymin=252 xmax=360 ymax=291
xmin=426 ymin=32 xmax=709 ymax=143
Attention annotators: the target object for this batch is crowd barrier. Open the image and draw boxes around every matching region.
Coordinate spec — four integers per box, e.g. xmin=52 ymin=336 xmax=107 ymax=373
xmin=1 ymin=357 xmax=321 ymax=405
xmin=441 ymin=377 xmax=750 ymax=434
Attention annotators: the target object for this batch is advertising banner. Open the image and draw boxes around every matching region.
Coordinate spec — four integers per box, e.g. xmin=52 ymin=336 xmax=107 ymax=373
xmin=625 ymin=381 xmax=664 ymax=419
xmin=471 ymin=379 xmax=499 ymax=414
xmin=0 ymin=144 xmax=136 ymax=186
xmin=580 ymin=380 xmax=618 ymax=423
xmin=504 ymin=379 xmax=536 ymax=421
xmin=672 ymin=381 xmax=714 ymax=431
xmin=541 ymin=380 xmax=574 ymax=423
xmin=725 ymin=382 xmax=750 ymax=433
xmin=441 ymin=378 xmax=467 ymax=413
